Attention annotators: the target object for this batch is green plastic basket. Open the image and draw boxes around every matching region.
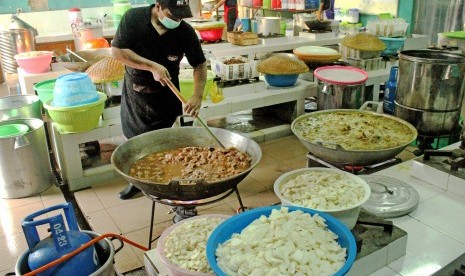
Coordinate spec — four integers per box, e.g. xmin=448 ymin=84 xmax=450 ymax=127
xmin=33 ymin=79 xmax=56 ymax=104
xmin=179 ymin=70 xmax=215 ymax=100
xmin=43 ymin=92 xmax=107 ymax=133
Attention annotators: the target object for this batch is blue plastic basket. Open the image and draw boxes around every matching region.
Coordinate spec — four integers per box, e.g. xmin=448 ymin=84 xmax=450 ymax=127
xmin=206 ymin=205 xmax=357 ymax=276
xmin=379 ymin=36 xmax=406 ymax=56
xmin=264 ymin=74 xmax=299 ymax=87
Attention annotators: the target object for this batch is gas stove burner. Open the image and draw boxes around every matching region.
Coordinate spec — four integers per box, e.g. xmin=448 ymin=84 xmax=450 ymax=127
xmin=200 ymin=39 xmax=225 ymax=44
xmin=170 ymin=206 xmax=198 ymax=223
xmin=414 ymin=126 xmax=462 ymax=156
xmin=257 ymin=33 xmax=285 ymax=38
xmin=306 ymin=153 xmax=402 ymax=175
xmin=302 ymin=29 xmax=331 ymax=33
xmin=422 ymin=128 xmax=465 ymax=171
xmin=216 ymin=77 xmax=260 ymax=87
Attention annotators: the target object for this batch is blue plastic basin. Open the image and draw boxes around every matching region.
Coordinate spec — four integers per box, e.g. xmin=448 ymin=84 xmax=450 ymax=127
xmin=265 ymin=74 xmax=299 ymax=87
xmin=52 ymin=72 xmax=98 ymax=107
xmin=206 ymin=205 xmax=357 ymax=276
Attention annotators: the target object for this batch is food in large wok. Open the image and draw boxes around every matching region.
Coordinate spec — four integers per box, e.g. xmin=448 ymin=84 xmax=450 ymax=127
xmin=291 ymin=109 xmax=417 ymax=165
xmin=111 ymin=126 xmax=262 ymax=201
xmin=129 ymin=146 xmax=251 ymax=183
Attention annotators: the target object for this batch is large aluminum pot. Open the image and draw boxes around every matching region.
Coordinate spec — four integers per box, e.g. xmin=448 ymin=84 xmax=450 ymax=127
xmin=291 ymin=109 xmax=418 ymax=166
xmin=395 ymin=50 xmax=465 ymax=135
xmin=314 ymin=66 xmax=368 ymax=110
xmin=16 ymin=231 xmax=116 ymax=276
xmin=72 ymin=22 xmax=103 ymax=51
xmin=0 ymin=118 xmax=52 ymax=198
xmin=0 ymin=95 xmax=41 ymax=121
xmin=257 ymin=16 xmax=281 ymax=36
xmin=111 ymin=127 xmax=262 ymax=201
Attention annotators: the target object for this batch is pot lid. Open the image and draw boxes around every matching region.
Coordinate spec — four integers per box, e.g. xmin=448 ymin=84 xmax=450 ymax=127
xmin=314 ymin=65 xmax=368 ymax=85
xmin=361 ymin=175 xmax=419 ymax=218
xmin=294 ymin=46 xmax=339 ymax=56
xmin=7 ymin=14 xmax=38 ymax=35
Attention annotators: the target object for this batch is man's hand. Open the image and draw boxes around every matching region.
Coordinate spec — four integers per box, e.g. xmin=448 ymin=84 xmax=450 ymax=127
xmin=184 ymin=94 xmax=202 ymax=117
xmin=150 ymin=63 xmax=171 ymax=86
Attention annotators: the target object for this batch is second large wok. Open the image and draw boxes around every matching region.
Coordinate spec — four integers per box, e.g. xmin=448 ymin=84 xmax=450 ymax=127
xmin=111 ymin=127 xmax=262 ymax=201
xmin=291 ymin=109 xmax=418 ymax=166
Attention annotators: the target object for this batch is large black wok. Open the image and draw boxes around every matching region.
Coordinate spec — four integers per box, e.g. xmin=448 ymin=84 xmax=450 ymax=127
xmin=111 ymin=127 xmax=262 ymax=201
xmin=291 ymin=109 xmax=418 ymax=166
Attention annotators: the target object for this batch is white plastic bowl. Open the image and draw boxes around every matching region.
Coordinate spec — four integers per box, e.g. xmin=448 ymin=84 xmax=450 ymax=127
xmin=157 ymin=214 xmax=230 ymax=276
xmin=273 ymin=167 xmax=371 ymax=229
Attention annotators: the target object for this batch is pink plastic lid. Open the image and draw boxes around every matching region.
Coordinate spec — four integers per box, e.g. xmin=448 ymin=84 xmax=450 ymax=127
xmin=68 ymin=7 xmax=81 ymax=12
xmin=314 ymin=66 xmax=368 ymax=85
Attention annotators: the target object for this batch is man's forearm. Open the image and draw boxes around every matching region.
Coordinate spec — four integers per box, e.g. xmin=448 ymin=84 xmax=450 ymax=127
xmin=193 ymin=62 xmax=208 ymax=98
xmin=111 ymin=46 xmax=157 ymax=72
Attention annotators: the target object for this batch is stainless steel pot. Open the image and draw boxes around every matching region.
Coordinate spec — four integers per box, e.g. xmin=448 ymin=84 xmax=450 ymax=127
xmin=72 ymin=22 xmax=103 ymax=52
xmin=0 ymin=95 xmax=41 ymax=121
xmin=291 ymin=109 xmax=418 ymax=166
xmin=257 ymin=16 xmax=281 ymax=36
xmin=395 ymin=50 xmax=465 ymax=135
xmin=111 ymin=127 xmax=262 ymax=201
xmin=314 ymin=66 xmax=368 ymax=110
xmin=0 ymin=118 xmax=52 ymax=199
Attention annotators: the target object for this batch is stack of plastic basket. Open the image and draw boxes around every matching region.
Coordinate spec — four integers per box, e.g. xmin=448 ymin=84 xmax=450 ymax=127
xmin=42 ymin=72 xmax=106 ymax=133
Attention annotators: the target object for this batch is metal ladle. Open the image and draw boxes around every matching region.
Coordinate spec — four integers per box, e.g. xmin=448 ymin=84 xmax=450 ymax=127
xmin=66 ymin=48 xmax=88 ymax=62
xmin=166 ymin=79 xmax=226 ymax=148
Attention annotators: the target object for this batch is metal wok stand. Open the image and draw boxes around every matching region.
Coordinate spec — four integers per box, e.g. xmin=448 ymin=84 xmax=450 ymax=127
xmin=145 ymin=187 xmax=245 ymax=249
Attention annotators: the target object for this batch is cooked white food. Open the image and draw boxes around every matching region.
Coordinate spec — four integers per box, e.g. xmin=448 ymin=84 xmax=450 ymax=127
xmin=216 ymin=207 xmax=346 ymax=276
xmin=279 ymin=170 xmax=365 ymax=210
xmin=293 ymin=111 xmax=415 ymax=151
xmin=163 ymin=217 xmax=224 ymax=273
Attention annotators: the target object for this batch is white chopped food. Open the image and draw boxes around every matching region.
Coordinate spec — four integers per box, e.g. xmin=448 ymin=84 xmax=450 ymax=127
xmin=216 ymin=207 xmax=346 ymax=276
xmin=163 ymin=217 xmax=224 ymax=273
xmin=179 ymin=69 xmax=194 ymax=80
xmin=280 ymin=170 xmax=365 ymax=210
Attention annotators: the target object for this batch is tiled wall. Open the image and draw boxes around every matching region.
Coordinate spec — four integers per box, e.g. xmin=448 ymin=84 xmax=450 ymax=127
xmin=0 ymin=0 xmax=147 ymax=14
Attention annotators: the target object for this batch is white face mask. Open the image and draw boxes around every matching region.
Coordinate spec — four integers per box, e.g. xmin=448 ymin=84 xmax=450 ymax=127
xmin=160 ymin=16 xmax=181 ymax=29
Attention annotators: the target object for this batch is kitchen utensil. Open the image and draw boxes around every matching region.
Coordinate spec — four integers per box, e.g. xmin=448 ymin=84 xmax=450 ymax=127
xmin=291 ymin=109 xmax=418 ymax=166
xmin=360 ymin=175 xmax=420 ymax=218
xmin=52 ymin=72 xmax=99 ymax=107
xmin=273 ymin=167 xmax=371 ymax=229
xmin=257 ymin=16 xmax=281 ymax=36
xmin=72 ymin=22 xmax=104 ymax=51
xmin=166 ymin=78 xmax=225 ymax=148
xmin=157 ymin=214 xmax=230 ymax=275
xmin=14 ymin=51 xmax=53 ymax=74
xmin=0 ymin=123 xmax=29 ymax=138
xmin=111 ymin=126 xmax=262 ymax=201
xmin=179 ymin=69 xmax=216 ymax=100
xmin=0 ymin=95 xmax=41 ymax=121
xmin=0 ymin=118 xmax=52 ymax=199
xmin=66 ymin=48 xmax=88 ymax=62
xmin=314 ymin=65 xmax=368 ymax=110
xmin=395 ymin=50 xmax=465 ymax=135
xmin=304 ymin=20 xmax=331 ymax=31
xmin=57 ymin=48 xmax=112 ymax=72
xmin=264 ymin=74 xmax=298 ymax=87
xmin=206 ymin=205 xmax=357 ymax=276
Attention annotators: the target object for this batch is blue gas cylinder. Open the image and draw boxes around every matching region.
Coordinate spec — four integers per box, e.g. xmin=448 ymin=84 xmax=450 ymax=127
xmin=383 ymin=66 xmax=398 ymax=114
xmin=22 ymin=202 xmax=99 ymax=276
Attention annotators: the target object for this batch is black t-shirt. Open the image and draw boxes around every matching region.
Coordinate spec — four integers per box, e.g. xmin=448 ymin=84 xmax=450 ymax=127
xmin=112 ymin=4 xmax=206 ymax=88
xmin=111 ymin=5 xmax=207 ymax=138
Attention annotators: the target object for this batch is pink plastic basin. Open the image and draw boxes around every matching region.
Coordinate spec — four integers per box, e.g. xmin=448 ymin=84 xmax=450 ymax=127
xmin=14 ymin=51 xmax=53 ymax=74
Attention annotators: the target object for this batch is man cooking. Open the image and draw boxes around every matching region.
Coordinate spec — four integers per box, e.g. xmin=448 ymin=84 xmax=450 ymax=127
xmin=112 ymin=0 xmax=208 ymax=199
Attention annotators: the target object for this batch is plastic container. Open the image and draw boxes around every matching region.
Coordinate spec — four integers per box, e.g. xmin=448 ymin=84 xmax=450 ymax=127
xmin=53 ymin=72 xmax=99 ymax=107
xmin=43 ymin=92 xmax=107 ymax=133
xmin=264 ymin=73 xmax=298 ymax=87
xmin=179 ymin=69 xmax=215 ymax=100
xmin=33 ymin=79 xmax=55 ymax=104
xmin=157 ymin=214 xmax=230 ymax=276
xmin=0 ymin=123 xmax=29 ymax=138
xmin=383 ymin=66 xmax=398 ymax=114
xmin=347 ymin=8 xmax=359 ymax=23
xmin=198 ymin=28 xmax=224 ymax=41
xmin=209 ymin=56 xmax=258 ymax=81
xmin=206 ymin=205 xmax=357 ymax=276
xmin=14 ymin=51 xmax=53 ymax=74
xmin=273 ymin=168 xmax=371 ymax=229
xmin=366 ymin=19 xmax=409 ymax=37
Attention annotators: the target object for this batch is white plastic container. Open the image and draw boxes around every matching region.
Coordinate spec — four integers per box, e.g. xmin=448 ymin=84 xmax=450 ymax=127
xmin=273 ymin=167 xmax=371 ymax=229
xmin=209 ymin=56 xmax=258 ymax=80
xmin=348 ymin=8 xmax=359 ymax=23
